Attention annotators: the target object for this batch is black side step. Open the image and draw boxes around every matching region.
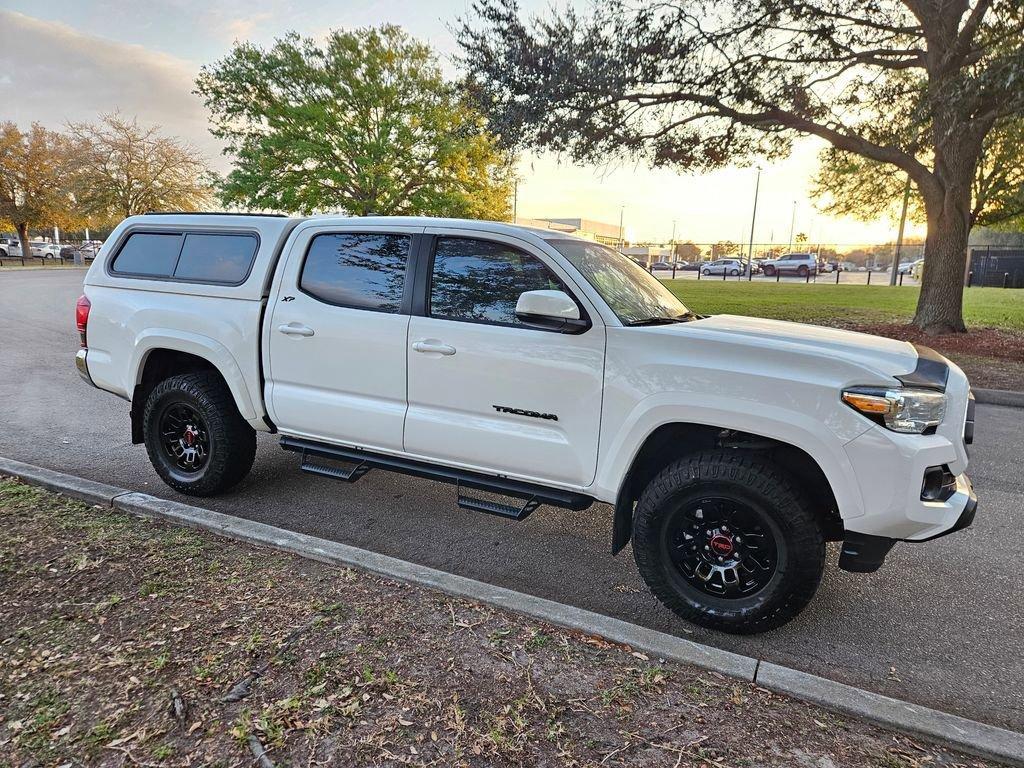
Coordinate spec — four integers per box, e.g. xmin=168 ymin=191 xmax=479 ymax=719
xmin=457 ymin=482 xmax=540 ymax=521
xmin=280 ymin=435 xmax=593 ymax=512
xmin=299 ymin=450 xmax=371 ymax=483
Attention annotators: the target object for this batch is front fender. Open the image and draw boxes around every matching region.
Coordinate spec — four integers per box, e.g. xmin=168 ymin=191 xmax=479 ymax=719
xmin=592 ymin=392 xmax=869 ymax=523
xmin=130 ymin=329 xmax=257 ymax=421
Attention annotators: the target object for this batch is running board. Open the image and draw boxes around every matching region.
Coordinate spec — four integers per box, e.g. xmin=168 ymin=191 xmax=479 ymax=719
xmin=299 ymin=453 xmax=371 ymax=483
xmin=280 ymin=436 xmax=593 ymax=513
xmin=457 ymin=484 xmax=540 ymax=521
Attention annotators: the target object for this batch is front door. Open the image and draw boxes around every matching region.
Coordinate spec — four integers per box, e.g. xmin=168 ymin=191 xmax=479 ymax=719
xmin=266 ymin=225 xmax=418 ymax=452
xmin=404 ymin=231 xmax=606 ymax=488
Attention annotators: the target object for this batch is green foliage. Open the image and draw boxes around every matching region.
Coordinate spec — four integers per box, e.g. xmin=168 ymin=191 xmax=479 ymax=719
xmin=196 ymin=25 xmax=513 ymax=219
xmin=813 ymin=117 xmax=1024 ymax=232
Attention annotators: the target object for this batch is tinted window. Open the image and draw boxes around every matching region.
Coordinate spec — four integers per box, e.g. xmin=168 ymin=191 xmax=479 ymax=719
xmin=300 ymin=233 xmax=409 ymax=312
xmin=174 ymin=233 xmax=258 ymax=283
xmin=429 ymin=238 xmax=565 ymax=326
xmin=110 ymin=232 xmax=183 ymax=276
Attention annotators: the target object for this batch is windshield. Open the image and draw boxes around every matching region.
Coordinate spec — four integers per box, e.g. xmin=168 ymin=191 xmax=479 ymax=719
xmin=548 ymin=239 xmax=690 ymax=325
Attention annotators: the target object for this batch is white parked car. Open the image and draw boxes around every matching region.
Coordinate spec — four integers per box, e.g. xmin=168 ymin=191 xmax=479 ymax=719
xmin=762 ymin=252 xmax=818 ymax=277
xmin=75 ymin=214 xmax=977 ymax=634
xmin=30 ymin=241 xmax=63 ymax=259
xmin=0 ymin=235 xmax=22 ymax=257
xmin=700 ymin=258 xmax=743 ymax=276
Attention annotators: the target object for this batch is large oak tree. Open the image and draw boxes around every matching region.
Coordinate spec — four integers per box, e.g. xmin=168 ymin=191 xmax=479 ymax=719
xmin=458 ymin=0 xmax=1024 ymax=333
xmin=196 ymin=25 xmax=513 ymax=220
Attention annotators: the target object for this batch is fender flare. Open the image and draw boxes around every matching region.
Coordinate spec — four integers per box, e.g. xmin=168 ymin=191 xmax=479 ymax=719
xmin=129 ymin=329 xmax=258 ymax=422
xmin=597 ymin=396 xmax=868 ymax=553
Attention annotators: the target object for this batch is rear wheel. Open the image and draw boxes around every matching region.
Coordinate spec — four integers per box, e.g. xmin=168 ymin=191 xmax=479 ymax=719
xmin=632 ymin=451 xmax=824 ymax=634
xmin=143 ymin=371 xmax=256 ymax=496
xmin=797 ymin=265 xmax=809 ymax=277
xmin=729 ymin=268 xmax=739 ymax=276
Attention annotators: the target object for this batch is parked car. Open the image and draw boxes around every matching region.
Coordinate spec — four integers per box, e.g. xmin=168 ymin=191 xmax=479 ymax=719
xmin=911 ymin=259 xmax=925 ymax=280
xmin=818 ymin=261 xmax=834 ymax=273
xmin=897 ymin=261 xmax=916 ymax=275
xmin=75 ymin=213 xmax=977 ymax=634
xmin=650 ymin=261 xmax=673 ymax=271
xmin=761 ymin=252 xmax=818 ymax=277
xmin=0 ymin=235 xmax=22 ymax=258
xmin=700 ymin=258 xmax=744 ymax=276
xmin=30 ymin=242 xmax=63 ymax=259
xmin=679 ymin=261 xmax=702 ymax=271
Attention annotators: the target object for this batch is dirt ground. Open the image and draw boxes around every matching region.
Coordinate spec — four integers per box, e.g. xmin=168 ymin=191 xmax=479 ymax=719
xmin=0 ymin=478 xmax=1004 ymax=767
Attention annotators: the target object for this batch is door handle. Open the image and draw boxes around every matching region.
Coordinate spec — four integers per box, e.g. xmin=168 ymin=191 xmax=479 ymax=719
xmin=412 ymin=340 xmax=456 ymax=356
xmin=278 ymin=323 xmax=315 ymax=337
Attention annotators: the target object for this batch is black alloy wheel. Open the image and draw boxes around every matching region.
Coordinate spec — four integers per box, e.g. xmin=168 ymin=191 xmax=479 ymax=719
xmin=158 ymin=402 xmax=210 ymax=474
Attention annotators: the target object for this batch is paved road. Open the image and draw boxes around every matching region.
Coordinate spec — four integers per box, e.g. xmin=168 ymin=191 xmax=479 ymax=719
xmin=2 ymin=268 xmax=1021 ymax=731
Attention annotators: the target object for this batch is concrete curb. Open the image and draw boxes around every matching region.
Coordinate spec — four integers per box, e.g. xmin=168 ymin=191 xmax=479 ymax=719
xmin=2 ymin=458 xmax=1022 ymax=766
xmin=974 ymin=387 xmax=1024 ymax=408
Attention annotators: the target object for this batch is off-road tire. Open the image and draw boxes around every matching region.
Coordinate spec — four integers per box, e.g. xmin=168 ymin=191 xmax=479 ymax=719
xmin=632 ymin=451 xmax=824 ymax=634
xmin=143 ymin=371 xmax=256 ymax=496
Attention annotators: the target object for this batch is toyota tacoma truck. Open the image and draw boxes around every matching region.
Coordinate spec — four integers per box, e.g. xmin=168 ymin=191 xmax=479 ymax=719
xmin=75 ymin=214 xmax=977 ymax=634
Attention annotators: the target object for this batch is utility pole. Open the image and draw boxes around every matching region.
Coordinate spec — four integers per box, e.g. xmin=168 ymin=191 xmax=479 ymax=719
xmin=890 ymin=175 xmax=911 ymax=286
xmin=787 ymin=200 xmax=796 ymax=252
xmin=617 ymin=204 xmax=625 ymax=252
xmin=746 ymin=168 xmax=761 ymax=280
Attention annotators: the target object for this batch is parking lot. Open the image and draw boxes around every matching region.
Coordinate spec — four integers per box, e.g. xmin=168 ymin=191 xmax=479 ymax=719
xmin=652 ymin=266 xmax=922 ymax=286
xmin=1 ymin=268 xmax=1021 ymax=732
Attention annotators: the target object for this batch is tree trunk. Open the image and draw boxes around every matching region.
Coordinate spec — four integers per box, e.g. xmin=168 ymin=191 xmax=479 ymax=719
xmin=16 ymin=222 xmax=30 ymax=262
xmin=912 ymin=183 xmax=972 ymax=335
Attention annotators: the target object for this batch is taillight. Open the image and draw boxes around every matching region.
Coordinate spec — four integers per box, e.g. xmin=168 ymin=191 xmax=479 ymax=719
xmin=76 ymin=294 xmax=91 ymax=348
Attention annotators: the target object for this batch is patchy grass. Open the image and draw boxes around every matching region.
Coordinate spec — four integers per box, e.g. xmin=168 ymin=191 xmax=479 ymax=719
xmin=665 ymin=281 xmax=1024 ymax=331
xmin=0 ymin=477 xmax=1001 ymax=767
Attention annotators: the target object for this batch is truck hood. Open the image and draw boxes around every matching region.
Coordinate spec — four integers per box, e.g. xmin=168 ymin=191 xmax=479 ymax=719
xmin=680 ymin=314 xmax=919 ymax=378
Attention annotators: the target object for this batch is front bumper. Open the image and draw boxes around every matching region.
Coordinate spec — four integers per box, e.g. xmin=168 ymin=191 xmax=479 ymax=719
xmin=839 ymin=476 xmax=977 ymax=573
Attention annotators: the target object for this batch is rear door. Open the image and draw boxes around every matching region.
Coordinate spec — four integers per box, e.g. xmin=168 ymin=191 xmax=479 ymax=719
xmin=404 ymin=230 xmax=606 ymax=487
xmin=266 ymin=224 xmax=419 ymax=452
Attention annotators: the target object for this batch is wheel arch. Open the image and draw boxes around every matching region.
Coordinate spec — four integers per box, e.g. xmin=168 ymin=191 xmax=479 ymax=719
xmin=129 ymin=333 xmax=258 ymax=443
xmin=611 ymin=421 xmax=846 ymax=555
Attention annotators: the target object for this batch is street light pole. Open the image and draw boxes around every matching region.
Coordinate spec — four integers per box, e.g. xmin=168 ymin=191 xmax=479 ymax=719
xmin=890 ymin=174 xmax=911 ymax=286
xmin=746 ymin=168 xmax=761 ymax=281
xmin=617 ymin=204 xmax=625 ymax=252
xmin=787 ymin=200 xmax=796 ymax=252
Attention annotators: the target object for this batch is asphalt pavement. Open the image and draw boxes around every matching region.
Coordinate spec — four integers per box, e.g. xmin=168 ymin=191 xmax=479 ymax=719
xmin=1 ymin=268 xmax=1021 ymax=732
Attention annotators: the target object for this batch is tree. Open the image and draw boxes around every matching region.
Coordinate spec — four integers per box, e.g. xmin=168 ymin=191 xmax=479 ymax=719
xmin=195 ymin=25 xmax=513 ymax=219
xmin=458 ymin=1 xmax=1024 ymax=333
xmin=813 ymin=116 xmax=1024 ymax=232
xmin=0 ymin=122 xmax=78 ymax=259
xmin=674 ymin=241 xmax=701 ymax=261
xmin=68 ymin=114 xmax=214 ymax=222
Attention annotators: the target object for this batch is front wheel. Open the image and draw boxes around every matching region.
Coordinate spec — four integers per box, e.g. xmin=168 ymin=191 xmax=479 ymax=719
xmin=701 ymin=268 xmax=710 ymax=276
xmin=143 ymin=371 xmax=256 ymax=496
xmin=632 ymin=451 xmax=824 ymax=634
xmin=763 ymin=266 xmax=775 ymax=276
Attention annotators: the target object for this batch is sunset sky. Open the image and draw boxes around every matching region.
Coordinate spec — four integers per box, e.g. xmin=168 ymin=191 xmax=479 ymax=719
xmin=0 ymin=0 xmax=921 ymax=245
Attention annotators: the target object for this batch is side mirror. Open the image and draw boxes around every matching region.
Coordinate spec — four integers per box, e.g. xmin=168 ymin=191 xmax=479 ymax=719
xmin=514 ymin=290 xmax=588 ymax=333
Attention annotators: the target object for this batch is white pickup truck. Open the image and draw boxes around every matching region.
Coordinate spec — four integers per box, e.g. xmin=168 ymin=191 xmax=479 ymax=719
xmin=75 ymin=214 xmax=977 ymax=633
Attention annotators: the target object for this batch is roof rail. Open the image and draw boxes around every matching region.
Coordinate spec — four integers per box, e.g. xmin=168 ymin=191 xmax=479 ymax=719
xmin=142 ymin=211 xmax=289 ymax=218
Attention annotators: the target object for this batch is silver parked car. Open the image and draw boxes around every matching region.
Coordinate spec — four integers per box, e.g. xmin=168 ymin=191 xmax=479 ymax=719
xmin=700 ymin=258 xmax=744 ymax=276
xmin=762 ymin=252 xmax=818 ymax=277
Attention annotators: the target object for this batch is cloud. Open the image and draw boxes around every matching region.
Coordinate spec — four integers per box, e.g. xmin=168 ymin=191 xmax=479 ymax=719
xmin=223 ymin=12 xmax=274 ymax=41
xmin=0 ymin=11 xmax=225 ymax=168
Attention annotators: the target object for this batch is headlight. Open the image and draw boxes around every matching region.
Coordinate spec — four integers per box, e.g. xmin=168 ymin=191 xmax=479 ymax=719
xmin=842 ymin=387 xmax=946 ymax=433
